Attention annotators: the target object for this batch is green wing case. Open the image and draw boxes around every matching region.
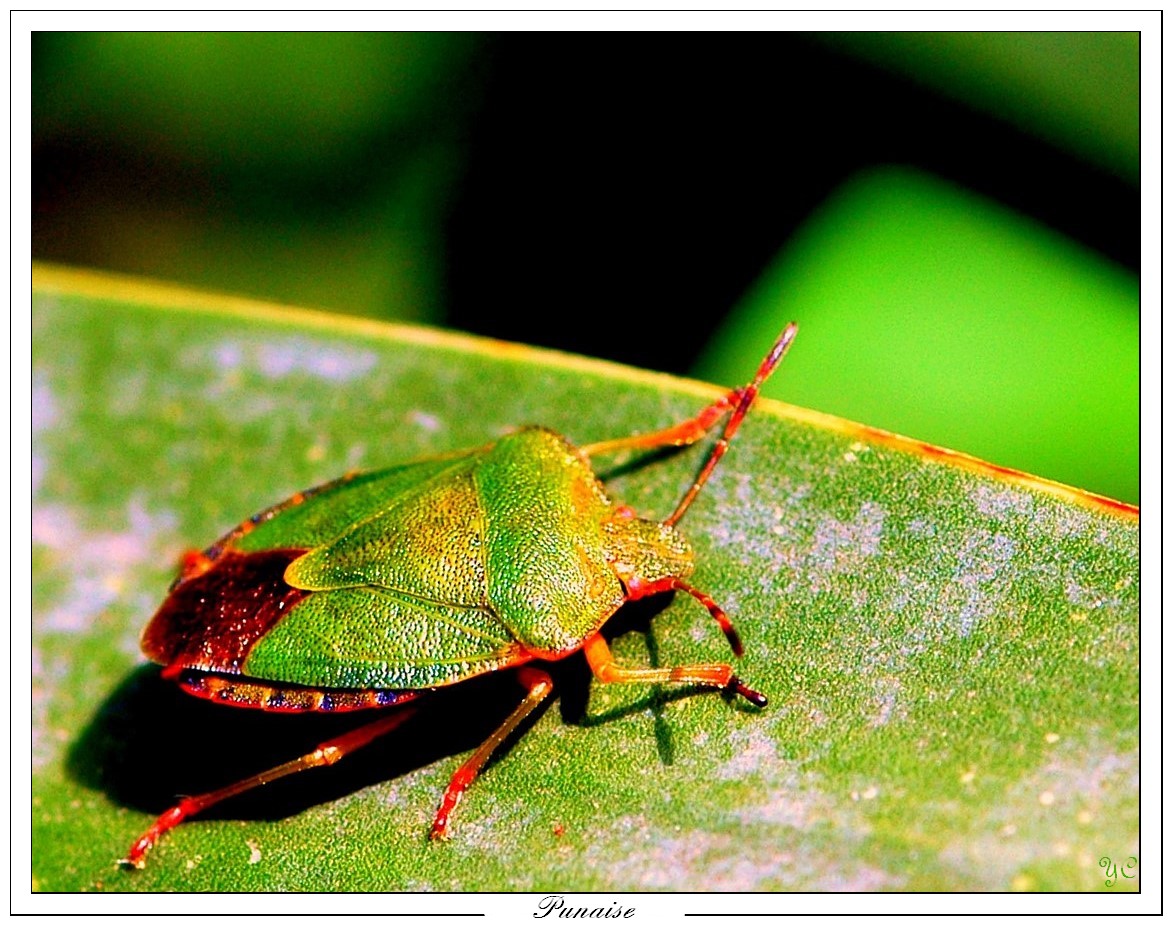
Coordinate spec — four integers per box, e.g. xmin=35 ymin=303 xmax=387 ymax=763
xmin=285 ymin=455 xmax=485 ymax=606
xmin=476 ymin=429 xmax=624 ymax=656
xmin=220 ymin=428 xmax=625 ymax=689
xmin=233 ymin=451 xmax=476 ymax=554
xmin=243 ymin=586 xmax=525 ymax=689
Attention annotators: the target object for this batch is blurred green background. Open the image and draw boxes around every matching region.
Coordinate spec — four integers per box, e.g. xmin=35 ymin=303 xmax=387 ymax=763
xmin=32 ymin=32 xmax=1139 ymax=503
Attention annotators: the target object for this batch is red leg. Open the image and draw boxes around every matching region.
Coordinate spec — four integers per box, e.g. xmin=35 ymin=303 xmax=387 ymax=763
xmin=429 ymin=667 xmax=554 ymax=840
xmin=121 ymin=706 xmax=415 ymax=869
xmin=666 ymin=323 xmax=797 ymax=526
xmin=580 ymin=324 xmax=796 ymax=525
xmin=580 ymin=392 xmax=741 ymax=458
xmin=623 ymin=574 xmax=744 ymax=657
xmin=582 ymin=633 xmax=766 ymax=707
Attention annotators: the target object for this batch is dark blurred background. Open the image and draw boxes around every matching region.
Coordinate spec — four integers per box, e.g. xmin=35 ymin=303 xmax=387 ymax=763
xmin=32 ymin=32 xmax=1139 ymax=503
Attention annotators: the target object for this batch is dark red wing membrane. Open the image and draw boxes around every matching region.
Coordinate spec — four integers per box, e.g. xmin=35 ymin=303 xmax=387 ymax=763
xmin=142 ymin=548 xmax=309 ymax=674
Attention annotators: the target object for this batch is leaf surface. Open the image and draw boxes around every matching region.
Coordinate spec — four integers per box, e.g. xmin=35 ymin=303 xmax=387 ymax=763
xmin=31 ymin=265 xmax=1138 ymax=892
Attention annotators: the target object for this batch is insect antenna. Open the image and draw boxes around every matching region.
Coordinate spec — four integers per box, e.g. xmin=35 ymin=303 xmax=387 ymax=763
xmin=665 ymin=323 xmax=798 ymax=527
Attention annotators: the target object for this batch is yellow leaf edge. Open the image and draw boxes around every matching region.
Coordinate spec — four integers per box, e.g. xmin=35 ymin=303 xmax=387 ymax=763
xmin=32 ymin=261 xmax=1138 ymax=523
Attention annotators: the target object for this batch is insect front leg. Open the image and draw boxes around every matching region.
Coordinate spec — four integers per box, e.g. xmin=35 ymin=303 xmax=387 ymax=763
xmin=581 ymin=633 xmax=767 ymax=707
xmin=582 ymin=323 xmax=797 ymax=526
xmin=579 ymin=390 xmax=742 ymax=458
xmin=621 ymin=574 xmax=745 ymax=656
xmin=429 ymin=667 xmax=555 ymax=841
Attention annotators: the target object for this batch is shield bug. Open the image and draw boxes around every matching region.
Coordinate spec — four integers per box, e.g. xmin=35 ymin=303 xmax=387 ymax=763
xmin=121 ymin=323 xmax=798 ymax=868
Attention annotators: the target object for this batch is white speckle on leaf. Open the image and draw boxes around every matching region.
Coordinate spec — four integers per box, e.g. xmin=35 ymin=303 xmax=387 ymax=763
xmin=33 ymin=495 xmax=177 ymax=634
xmin=1048 ymin=504 xmax=1096 ymax=540
xmin=939 ymin=745 xmax=1137 ymax=888
xmin=1064 ymin=574 xmax=1115 ymax=611
xmin=972 ymin=483 xmax=1035 ymax=520
xmin=31 ymin=647 xmax=70 ymax=769
xmin=33 ymin=370 xmax=59 ymax=434
xmin=211 ymin=337 xmax=377 ymax=382
xmin=952 ymin=529 xmax=1016 ymax=635
xmin=588 ymin=827 xmax=901 ymax=891
xmin=345 ymin=442 xmax=370 ymax=470
xmin=816 ymin=864 xmax=898 ymax=892
xmin=407 ymin=409 xmax=443 ymax=433
xmin=32 ymin=453 xmax=46 ymax=494
xmin=730 ymin=775 xmax=836 ymax=831
xmin=907 ymin=518 xmax=935 ymax=538
xmin=213 ymin=342 xmax=243 ymax=369
xmin=869 ymin=675 xmax=902 ymax=727
xmin=259 ymin=341 xmax=377 ymax=381
xmin=1045 ymin=750 xmax=1136 ymax=797
xmin=799 ymin=501 xmax=886 ymax=594
xmin=706 ymin=473 xmax=811 ymax=564
xmin=716 ymin=726 xmax=777 ymax=781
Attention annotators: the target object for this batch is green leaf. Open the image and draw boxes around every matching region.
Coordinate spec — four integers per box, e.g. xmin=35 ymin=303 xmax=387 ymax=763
xmin=32 ymin=265 xmax=1138 ymax=892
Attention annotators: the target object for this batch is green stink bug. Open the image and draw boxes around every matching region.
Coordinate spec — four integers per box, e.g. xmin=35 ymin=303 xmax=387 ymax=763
xmin=122 ymin=323 xmax=798 ymax=868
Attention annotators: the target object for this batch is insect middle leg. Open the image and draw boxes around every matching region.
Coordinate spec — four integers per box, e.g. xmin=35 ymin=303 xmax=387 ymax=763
xmin=582 ymin=633 xmax=767 ymax=707
xmin=121 ymin=706 xmax=416 ymax=869
xmin=429 ymin=667 xmax=555 ymax=840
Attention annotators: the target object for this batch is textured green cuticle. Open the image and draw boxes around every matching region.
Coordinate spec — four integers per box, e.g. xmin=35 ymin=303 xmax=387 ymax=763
xmin=477 ymin=428 xmax=626 ymax=655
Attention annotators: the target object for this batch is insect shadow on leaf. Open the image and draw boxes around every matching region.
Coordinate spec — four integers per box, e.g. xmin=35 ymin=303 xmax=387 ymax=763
xmin=74 ymin=595 xmax=686 ymax=823
xmin=69 ymin=664 xmax=534 ymax=822
xmin=593 ymin=443 xmax=689 ymax=485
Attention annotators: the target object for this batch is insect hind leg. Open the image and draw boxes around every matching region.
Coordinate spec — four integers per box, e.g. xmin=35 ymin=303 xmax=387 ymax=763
xmin=120 ymin=706 xmax=415 ymax=869
xmin=429 ymin=667 xmax=555 ymax=840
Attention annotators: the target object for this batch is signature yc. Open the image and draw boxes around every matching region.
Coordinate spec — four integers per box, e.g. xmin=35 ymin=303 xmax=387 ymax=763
xmin=1099 ymin=855 xmax=1138 ymax=887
